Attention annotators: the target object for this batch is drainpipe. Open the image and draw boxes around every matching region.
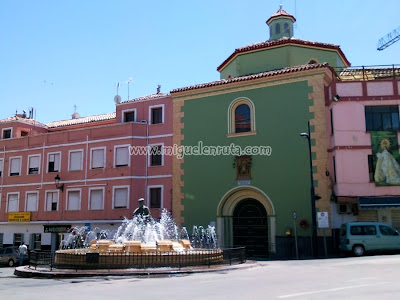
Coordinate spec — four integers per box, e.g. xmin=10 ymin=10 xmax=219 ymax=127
xmin=145 ymin=120 xmax=149 ymax=206
xmin=40 ymin=142 xmax=45 ymax=189
xmin=85 ymin=135 xmax=89 ymax=186
xmin=1 ymin=146 xmax=5 ymax=191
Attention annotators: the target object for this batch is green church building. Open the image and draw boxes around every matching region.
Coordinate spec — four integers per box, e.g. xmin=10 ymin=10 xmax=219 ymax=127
xmin=171 ymin=6 xmax=350 ymax=257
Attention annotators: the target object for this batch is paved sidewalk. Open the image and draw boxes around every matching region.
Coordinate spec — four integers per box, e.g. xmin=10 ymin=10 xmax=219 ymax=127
xmin=14 ymin=261 xmax=258 ymax=279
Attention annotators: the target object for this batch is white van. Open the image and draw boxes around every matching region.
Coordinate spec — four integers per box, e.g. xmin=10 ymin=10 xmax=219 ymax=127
xmin=339 ymin=222 xmax=400 ymax=256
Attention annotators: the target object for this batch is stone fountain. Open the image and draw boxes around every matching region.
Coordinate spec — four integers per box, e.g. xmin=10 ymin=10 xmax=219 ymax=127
xmin=54 ymin=210 xmax=222 ymax=269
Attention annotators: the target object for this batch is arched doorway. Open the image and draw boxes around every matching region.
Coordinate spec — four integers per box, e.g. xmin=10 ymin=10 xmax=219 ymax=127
xmin=233 ymin=198 xmax=268 ymax=257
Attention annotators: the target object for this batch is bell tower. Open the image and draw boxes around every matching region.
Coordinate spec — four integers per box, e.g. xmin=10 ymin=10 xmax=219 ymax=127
xmin=266 ymin=5 xmax=296 ymax=41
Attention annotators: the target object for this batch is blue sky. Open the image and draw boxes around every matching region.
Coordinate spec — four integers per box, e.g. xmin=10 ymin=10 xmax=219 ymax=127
xmin=1 ymin=0 xmax=399 ymax=124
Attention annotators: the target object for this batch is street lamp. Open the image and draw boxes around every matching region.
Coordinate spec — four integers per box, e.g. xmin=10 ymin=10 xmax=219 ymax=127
xmin=54 ymin=174 xmax=64 ymax=192
xmin=300 ymin=121 xmax=319 ymax=257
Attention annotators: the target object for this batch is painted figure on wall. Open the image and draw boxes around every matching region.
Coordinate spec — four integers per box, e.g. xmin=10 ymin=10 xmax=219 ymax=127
xmin=373 ymin=136 xmax=400 ymax=185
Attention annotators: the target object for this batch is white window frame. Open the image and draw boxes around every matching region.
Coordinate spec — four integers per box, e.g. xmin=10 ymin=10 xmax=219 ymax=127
xmin=1 ymin=127 xmax=12 ymax=139
xmin=148 ymin=142 xmax=164 ymax=167
xmin=88 ymin=187 xmax=105 ymax=210
xmin=113 ymin=144 xmax=131 ymax=168
xmin=6 ymin=192 xmax=20 ymax=212
xmin=112 ymin=185 xmax=130 ymax=209
xmin=147 ymin=185 xmax=164 ymax=209
xmin=9 ymin=156 xmax=22 ymax=176
xmin=0 ymin=192 xmax=1 ymax=210
xmin=47 ymin=151 xmax=62 ymax=173
xmin=90 ymin=146 xmax=106 ymax=169
xmin=27 ymin=154 xmax=41 ymax=175
xmin=148 ymin=104 xmax=165 ymax=125
xmin=25 ymin=191 xmax=39 ymax=212
xmin=45 ymin=190 xmax=59 ymax=212
xmin=121 ymin=108 xmax=137 ymax=123
xmin=68 ymin=149 xmax=84 ymax=171
xmin=0 ymin=158 xmax=3 ymax=177
xmin=66 ymin=188 xmax=81 ymax=211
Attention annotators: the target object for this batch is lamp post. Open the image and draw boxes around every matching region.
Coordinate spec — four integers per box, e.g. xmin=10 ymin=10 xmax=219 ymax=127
xmin=300 ymin=121 xmax=318 ymax=258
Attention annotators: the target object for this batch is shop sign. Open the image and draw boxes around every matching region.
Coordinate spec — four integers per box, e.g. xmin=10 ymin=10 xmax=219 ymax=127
xmin=44 ymin=225 xmax=71 ymax=233
xmin=8 ymin=212 xmax=31 ymax=222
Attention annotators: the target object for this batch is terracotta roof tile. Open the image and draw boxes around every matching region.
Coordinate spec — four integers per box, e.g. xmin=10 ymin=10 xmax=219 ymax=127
xmin=46 ymin=112 xmax=116 ymax=128
xmin=172 ymin=63 xmax=330 ymax=93
xmin=121 ymin=93 xmax=168 ymax=104
xmin=0 ymin=116 xmax=47 ymax=127
xmin=217 ymin=37 xmax=350 ymax=71
xmin=266 ymin=7 xmax=296 ymax=24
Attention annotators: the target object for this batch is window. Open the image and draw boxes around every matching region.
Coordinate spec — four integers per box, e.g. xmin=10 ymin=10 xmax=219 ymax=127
xmin=48 ymin=152 xmax=61 ymax=173
xmin=275 ymin=23 xmax=280 ymax=34
xmin=21 ymin=131 xmax=29 ymax=137
xmin=26 ymin=192 xmax=38 ymax=212
xmin=2 ymin=128 xmax=12 ymax=139
xmin=122 ymin=109 xmax=136 ymax=123
xmin=46 ymin=191 xmax=58 ymax=211
xmin=0 ymin=158 xmax=3 ymax=177
xmin=89 ymin=188 xmax=104 ymax=210
xmin=150 ymin=145 xmax=162 ymax=166
xmin=379 ymin=225 xmax=397 ymax=236
xmin=368 ymin=155 xmax=375 ymax=182
xmin=7 ymin=193 xmax=19 ymax=212
xmin=28 ymin=155 xmax=40 ymax=175
xmin=365 ymin=106 xmax=399 ymax=131
xmin=113 ymin=186 xmax=129 ymax=209
xmin=308 ymin=59 xmax=318 ymax=65
xmin=114 ymin=146 xmax=129 ymax=167
xmin=149 ymin=187 xmax=162 ymax=209
xmin=9 ymin=157 xmax=21 ymax=176
xmin=13 ymin=234 xmax=23 ymax=246
xmin=67 ymin=190 xmax=81 ymax=211
xmin=31 ymin=234 xmax=41 ymax=250
xmin=228 ymin=98 xmax=256 ymax=136
xmin=150 ymin=105 xmax=164 ymax=124
xmin=68 ymin=150 xmax=83 ymax=171
xmin=235 ymin=104 xmax=251 ymax=133
xmin=350 ymin=225 xmax=376 ymax=235
xmin=284 ymin=23 xmax=290 ymax=34
xmin=91 ymin=147 xmax=105 ymax=169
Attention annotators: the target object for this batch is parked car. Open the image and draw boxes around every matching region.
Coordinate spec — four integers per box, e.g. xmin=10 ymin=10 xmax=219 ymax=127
xmin=340 ymin=222 xmax=400 ymax=257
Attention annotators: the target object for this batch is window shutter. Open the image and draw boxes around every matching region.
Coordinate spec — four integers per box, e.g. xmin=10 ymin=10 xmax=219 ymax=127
xmin=114 ymin=188 xmax=127 ymax=208
xmin=46 ymin=192 xmax=58 ymax=211
xmin=92 ymin=149 xmax=104 ymax=168
xmin=10 ymin=158 xmax=21 ymax=174
xmin=69 ymin=151 xmax=82 ymax=171
xmin=116 ymin=147 xmax=129 ymax=166
xmin=90 ymin=190 xmax=103 ymax=210
xmin=0 ymin=159 xmax=3 ymax=175
xmin=29 ymin=156 xmax=40 ymax=169
xmin=8 ymin=194 xmax=18 ymax=212
xmin=26 ymin=193 xmax=38 ymax=211
xmin=67 ymin=191 xmax=80 ymax=210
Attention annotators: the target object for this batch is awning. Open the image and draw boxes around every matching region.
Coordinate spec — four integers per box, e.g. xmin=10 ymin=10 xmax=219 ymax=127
xmin=336 ymin=196 xmax=358 ymax=204
xmin=359 ymin=197 xmax=400 ymax=209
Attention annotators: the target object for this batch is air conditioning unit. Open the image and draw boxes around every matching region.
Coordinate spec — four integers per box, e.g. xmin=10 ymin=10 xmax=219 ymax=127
xmin=338 ymin=203 xmax=352 ymax=214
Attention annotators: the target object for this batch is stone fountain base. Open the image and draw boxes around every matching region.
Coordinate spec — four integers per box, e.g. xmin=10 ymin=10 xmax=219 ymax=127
xmin=55 ymin=239 xmax=223 ymax=269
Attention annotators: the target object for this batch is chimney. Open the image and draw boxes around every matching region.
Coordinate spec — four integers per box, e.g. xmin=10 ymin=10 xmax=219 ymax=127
xmin=157 ymin=85 xmax=161 ymax=94
xmin=71 ymin=112 xmax=80 ymax=119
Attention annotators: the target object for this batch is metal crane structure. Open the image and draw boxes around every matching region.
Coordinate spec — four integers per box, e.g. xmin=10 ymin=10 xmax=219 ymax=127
xmin=377 ymin=25 xmax=400 ymax=50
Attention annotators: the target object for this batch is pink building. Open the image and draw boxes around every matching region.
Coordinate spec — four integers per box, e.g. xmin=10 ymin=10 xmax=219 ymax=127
xmin=0 ymin=92 xmax=172 ymax=251
xmin=327 ymin=67 xmax=400 ymax=230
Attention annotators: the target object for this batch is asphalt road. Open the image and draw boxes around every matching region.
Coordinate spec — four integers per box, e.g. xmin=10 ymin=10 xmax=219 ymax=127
xmin=1 ymin=255 xmax=400 ymax=299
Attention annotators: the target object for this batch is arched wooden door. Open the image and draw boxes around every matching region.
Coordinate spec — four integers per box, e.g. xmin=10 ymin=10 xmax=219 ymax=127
xmin=233 ymin=198 xmax=268 ymax=257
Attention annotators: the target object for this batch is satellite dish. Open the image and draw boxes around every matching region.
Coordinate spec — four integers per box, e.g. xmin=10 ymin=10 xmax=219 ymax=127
xmin=114 ymin=95 xmax=121 ymax=104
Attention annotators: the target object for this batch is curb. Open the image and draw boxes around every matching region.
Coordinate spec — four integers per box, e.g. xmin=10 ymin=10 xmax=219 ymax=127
xmin=14 ymin=261 xmax=259 ymax=279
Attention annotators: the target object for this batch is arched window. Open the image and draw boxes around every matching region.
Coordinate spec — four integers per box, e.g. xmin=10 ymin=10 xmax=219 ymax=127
xmin=275 ymin=23 xmax=281 ymax=34
xmin=228 ymin=98 xmax=256 ymax=136
xmin=284 ymin=23 xmax=290 ymax=34
xmin=235 ymin=104 xmax=251 ymax=133
xmin=308 ymin=59 xmax=319 ymax=65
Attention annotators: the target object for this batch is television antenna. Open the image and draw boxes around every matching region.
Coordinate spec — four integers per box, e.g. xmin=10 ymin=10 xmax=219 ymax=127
xmin=126 ymin=77 xmax=133 ymax=100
